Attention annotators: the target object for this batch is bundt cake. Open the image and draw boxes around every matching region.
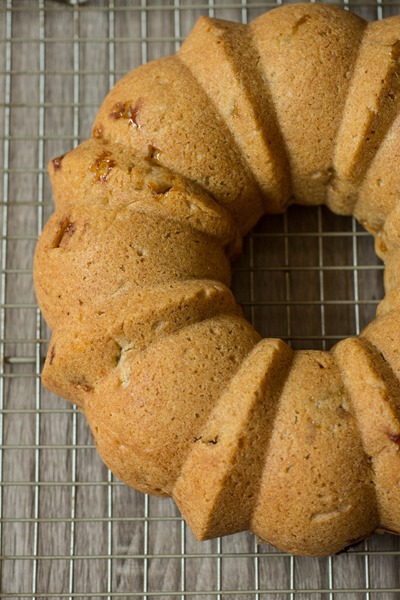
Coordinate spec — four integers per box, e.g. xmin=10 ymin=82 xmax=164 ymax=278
xmin=34 ymin=2 xmax=400 ymax=556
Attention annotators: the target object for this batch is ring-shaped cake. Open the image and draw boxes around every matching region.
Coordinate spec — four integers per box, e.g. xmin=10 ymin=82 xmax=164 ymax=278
xmin=34 ymin=3 xmax=400 ymax=555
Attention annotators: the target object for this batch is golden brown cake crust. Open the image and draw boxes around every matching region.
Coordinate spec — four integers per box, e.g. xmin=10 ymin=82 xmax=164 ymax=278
xmin=34 ymin=3 xmax=400 ymax=555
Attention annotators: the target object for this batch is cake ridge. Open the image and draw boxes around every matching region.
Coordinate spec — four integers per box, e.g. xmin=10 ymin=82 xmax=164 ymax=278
xmin=92 ymin=55 xmax=264 ymax=233
xmin=355 ymin=110 xmax=400 ymax=238
xmin=179 ymin=16 xmax=292 ymax=215
xmin=325 ymin=15 xmax=367 ymax=215
xmin=83 ymin=314 xmax=261 ymax=496
xmin=173 ymin=338 xmax=293 ymax=540
xmin=252 ymin=348 xmax=378 ymax=555
xmin=49 ymin=137 xmax=242 ymax=255
xmin=331 ymin=17 xmax=400 ymax=214
xmin=250 ymin=3 xmax=365 ymax=208
xmin=42 ymin=278 xmax=242 ymax=404
xmin=333 ymin=337 xmax=400 ymax=531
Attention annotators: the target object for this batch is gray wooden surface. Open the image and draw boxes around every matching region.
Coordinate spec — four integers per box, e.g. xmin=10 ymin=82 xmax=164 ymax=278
xmin=1 ymin=1 xmax=399 ymax=598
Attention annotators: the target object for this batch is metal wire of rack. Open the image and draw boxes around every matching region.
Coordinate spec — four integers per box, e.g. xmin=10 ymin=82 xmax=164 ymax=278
xmin=1 ymin=0 xmax=400 ymax=598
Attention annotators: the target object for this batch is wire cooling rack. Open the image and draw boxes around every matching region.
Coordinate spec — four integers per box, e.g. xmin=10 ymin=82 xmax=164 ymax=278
xmin=1 ymin=0 xmax=400 ymax=598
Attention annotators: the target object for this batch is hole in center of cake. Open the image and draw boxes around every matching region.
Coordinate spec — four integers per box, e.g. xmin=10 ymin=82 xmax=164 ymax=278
xmin=231 ymin=205 xmax=384 ymax=351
